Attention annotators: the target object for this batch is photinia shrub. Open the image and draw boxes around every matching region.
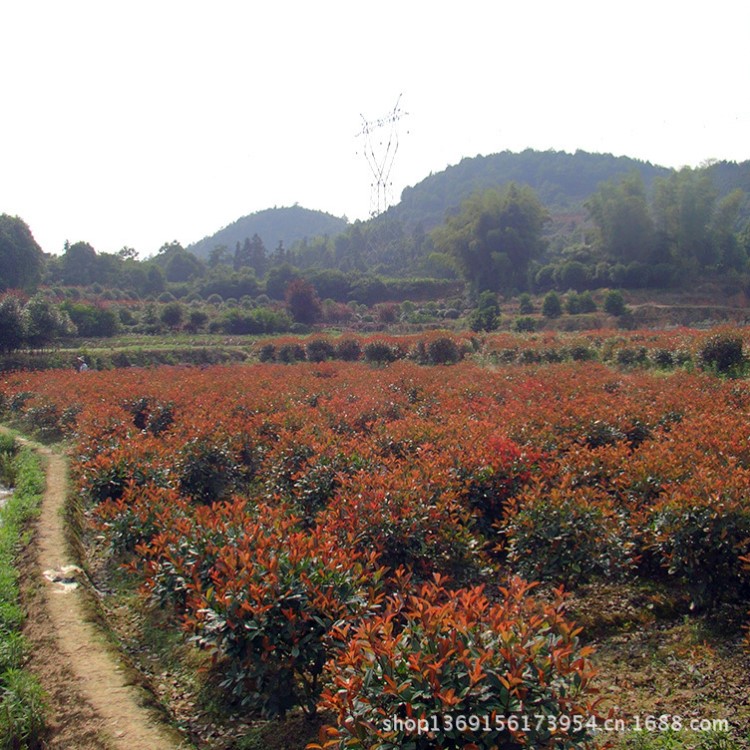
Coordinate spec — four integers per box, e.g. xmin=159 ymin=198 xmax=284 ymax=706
xmin=647 ymin=468 xmax=750 ymax=607
xmin=134 ymin=496 xmax=260 ymax=609
xmin=363 ymin=341 xmax=402 ymax=365
xmin=698 ymin=332 xmax=745 ymax=375
xmin=182 ymin=506 xmax=385 ymax=719
xmin=122 ymin=396 xmax=175 ymax=435
xmin=334 ymin=338 xmax=362 ymax=361
xmin=312 ymin=576 xmax=601 ymax=750
xmin=176 ymin=436 xmax=247 ymax=504
xmin=502 ymin=480 xmax=637 ymax=585
xmin=95 ymin=484 xmax=187 ymax=554
xmin=449 ymin=430 xmax=541 ymax=537
xmin=320 ymin=460 xmax=482 ymax=577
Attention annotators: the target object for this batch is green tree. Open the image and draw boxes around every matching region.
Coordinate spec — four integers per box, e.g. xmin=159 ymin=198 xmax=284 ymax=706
xmin=186 ymin=308 xmax=209 ymax=332
xmin=249 ymin=234 xmax=268 ymax=277
xmin=604 ymin=289 xmax=626 ymax=316
xmin=518 ymin=292 xmax=534 ymax=314
xmin=160 ymin=301 xmax=185 ymax=329
xmin=61 ymin=241 xmax=98 ymax=285
xmin=712 ymin=189 xmax=747 ymax=271
xmin=23 ymin=295 xmax=76 ymax=349
xmin=0 ymin=295 xmax=27 ymax=352
xmin=266 ymin=264 xmax=300 ymax=300
xmin=285 ymin=278 xmax=322 ymax=324
xmin=209 ymin=244 xmax=231 ymax=268
xmin=164 ymin=249 xmax=204 ymax=283
xmin=577 ymin=290 xmax=597 ymax=313
xmin=234 ymin=237 xmax=252 ymax=270
xmin=557 ymin=260 xmax=589 ymax=291
xmin=586 ymin=171 xmax=656 ymax=265
xmin=542 ymin=291 xmax=562 ymax=318
xmin=117 ymin=246 xmax=139 ymax=261
xmin=469 ymin=290 xmax=500 ymax=332
xmin=432 ymin=184 xmax=548 ymax=294
xmin=144 ymin=264 xmax=166 ymax=294
xmin=652 ymin=167 xmax=718 ymax=269
xmin=61 ymin=301 xmax=120 ymax=337
xmin=304 ymin=269 xmax=351 ymax=302
xmin=0 ymin=215 xmax=44 ymax=291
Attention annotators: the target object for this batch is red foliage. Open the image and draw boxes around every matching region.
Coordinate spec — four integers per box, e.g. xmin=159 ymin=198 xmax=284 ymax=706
xmin=5 ymin=329 xmax=750 ymax=722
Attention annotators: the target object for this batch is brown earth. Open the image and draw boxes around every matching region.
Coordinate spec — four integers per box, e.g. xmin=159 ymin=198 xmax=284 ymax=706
xmin=17 ymin=440 xmax=190 ymax=749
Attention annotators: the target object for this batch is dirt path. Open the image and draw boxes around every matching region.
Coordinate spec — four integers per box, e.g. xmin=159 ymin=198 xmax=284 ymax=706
xmin=19 ymin=441 xmax=189 ymax=749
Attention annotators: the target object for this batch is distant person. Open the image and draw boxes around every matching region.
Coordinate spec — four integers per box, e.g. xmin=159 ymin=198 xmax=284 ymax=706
xmin=76 ymin=356 xmax=89 ymax=372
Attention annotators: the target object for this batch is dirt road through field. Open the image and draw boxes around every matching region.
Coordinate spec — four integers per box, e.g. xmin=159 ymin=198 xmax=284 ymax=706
xmin=20 ymin=440 xmax=188 ymax=749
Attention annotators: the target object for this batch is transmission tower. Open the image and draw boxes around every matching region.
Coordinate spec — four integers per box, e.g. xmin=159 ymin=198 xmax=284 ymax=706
xmin=356 ymin=94 xmax=407 ymax=217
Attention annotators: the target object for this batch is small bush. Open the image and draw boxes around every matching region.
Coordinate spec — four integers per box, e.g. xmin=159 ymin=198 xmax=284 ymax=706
xmin=504 ymin=482 xmax=636 ymax=585
xmin=469 ymin=292 xmax=500 ymax=332
xmin=334 ymin=338 xmax=361 ymax=362
xmin=615 ymin=347 xmax=648 ymax=368
xmin=314 ymin=577 xmax=600 ymax=750
xmin=425 ymin=337 xmax=462 ymax=365
xmin=565 ymin=344 xmax=596 ymax=362
xmin=469 ymin=306 xmax=499 ymax=332
xmin=604 ymin=289 xmax=626 ymax=316
xmin=181 ymin=506 xmax=384 ymax=719
xmin=277 ymin=343 xmax=306 ymax=364
xmin=306 ymin=339 xmax=336 ymax=363
xmin=258 ymin=343 xmax=276 ymax=362
xmin=123 ymin=397 xmax=175 ymax=436
xmin=518 ymin=292 xmax=534 ymax=314
xmin=649 ymin=348 xmax=675 ymax=369
xmin=648 ymin=480 xmax=750 ymax=608
xmin=513 ymin=315 xmax=537 ymax=332
xmin=542 ymin=291 xmax=562 ymax=318
xmin=363 ymin=341 xmax=398 ymax=365
xmin=698 ymin=333 xmax=745 ymax=375
xmin=177 ymin=438 xmax=245 ymax=504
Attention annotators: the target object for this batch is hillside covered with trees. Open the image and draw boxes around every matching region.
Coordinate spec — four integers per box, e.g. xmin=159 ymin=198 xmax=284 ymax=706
xmin=1 ymin=149 xmax=750 ymax=356
xmin=187 ymin=205 xmax=348 ymax=263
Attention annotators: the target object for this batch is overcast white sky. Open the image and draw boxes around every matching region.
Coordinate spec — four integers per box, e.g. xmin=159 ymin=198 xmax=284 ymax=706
xmin=2 ymin=1 xmax=748 ymax=257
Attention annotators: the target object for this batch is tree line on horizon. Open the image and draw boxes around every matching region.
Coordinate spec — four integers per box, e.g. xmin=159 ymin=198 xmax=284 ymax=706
xmin=2 ymin=151 xmax=749 ymax=331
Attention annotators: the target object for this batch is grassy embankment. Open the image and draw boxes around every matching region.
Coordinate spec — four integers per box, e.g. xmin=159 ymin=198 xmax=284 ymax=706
xmin=0 ymin=433 xmax=47 ymax=748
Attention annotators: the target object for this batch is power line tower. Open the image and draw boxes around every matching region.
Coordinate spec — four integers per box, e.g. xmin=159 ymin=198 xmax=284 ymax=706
xmin=357 ymin=94 xmax=407 ymax=218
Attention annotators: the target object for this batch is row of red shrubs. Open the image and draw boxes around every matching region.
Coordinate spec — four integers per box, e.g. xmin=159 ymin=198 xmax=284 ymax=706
xmin=2 ymin=354 xmax=750 ymax=747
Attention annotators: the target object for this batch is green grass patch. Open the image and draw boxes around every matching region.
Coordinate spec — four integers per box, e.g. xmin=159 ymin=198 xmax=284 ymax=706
xmin=617 ymin=729 xmax=741 ymax=750
xmin=0 ymin=436 xmax=48 ymax=749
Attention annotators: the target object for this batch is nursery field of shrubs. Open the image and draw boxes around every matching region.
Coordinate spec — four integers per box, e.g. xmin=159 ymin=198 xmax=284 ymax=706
xmin=2 ymin=328 xmax=750 ymax=748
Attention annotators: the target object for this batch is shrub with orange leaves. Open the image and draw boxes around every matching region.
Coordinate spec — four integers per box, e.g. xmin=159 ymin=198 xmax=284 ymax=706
xmin=503 ymin=478 xmax=638 ymax=585
xmin=647 ymin=465 xmax=750 ymax=608
xmin=7 ymin=335 xmax=750 ymax=720
xmin=320 ymin=458 xmax=482 ymax=578
xmin=447 ymin=426 xmax=542 ymax=537
xmin=177 ymin=502 xmax=386 ymax=719
xmin=312 ymin=576 xmax=600 ymax=750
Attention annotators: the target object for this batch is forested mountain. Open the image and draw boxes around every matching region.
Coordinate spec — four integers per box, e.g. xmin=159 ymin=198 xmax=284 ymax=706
xmin=4 ymin=149 xmax=749 ymax=338
xmin=392 ymin=149 xmax=674 ymax=232
xmin=175 ymin=149 xmax=749 ymax=292
xmin=188 ymin=205 xmax=348 ymax=261
xmin=187 ymin=150 xmax=750 ymax=265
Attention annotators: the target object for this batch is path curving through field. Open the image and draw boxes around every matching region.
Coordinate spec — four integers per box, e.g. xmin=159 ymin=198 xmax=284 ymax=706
xmin=23 ymin=440 xmax=188 ymax=750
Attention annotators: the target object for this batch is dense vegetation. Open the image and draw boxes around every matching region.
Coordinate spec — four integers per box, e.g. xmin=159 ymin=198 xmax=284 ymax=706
xmin=187 ymin=205 xmax=349 ymax=263
xmin=1 ymin=152 xmax=749 ymax=359
xmin=2 ymin=328 xmax=749 ymax=747
xmin=4 ymin=147 xmax=750 ymax=749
